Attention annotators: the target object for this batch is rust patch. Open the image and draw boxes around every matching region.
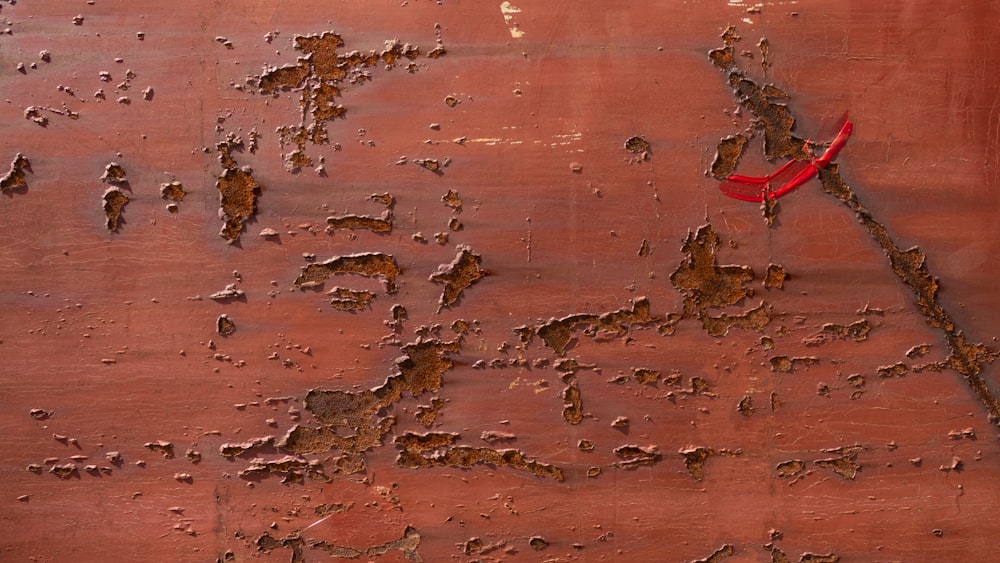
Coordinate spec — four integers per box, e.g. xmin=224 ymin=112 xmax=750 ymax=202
xmin=800 ymin=554 xmax=839 ymax=563
xmin=613 ymin=445 xmax=661 ymax=469
xmin=624 ymin=135 xmax=650 ymax=154
xmin=253 ymin=32 xmax=424 ymax=170
xmin=671 ymin=224 xmax=771 ymax=336
xmin=823 ymin=320 xmax=871 ymax=341
xmin=101 ymin=188 xmax=129 ymax=232
xmin=216 ymin=314 xmax=236 ymax=336
xmin=441 ymin=189 xmax=462 ymax=211
xmin=711 ymin=134 xmax=747 ymax=179
xmin=220 ymin=436 xmax=275 ymax=458
xmin=429 ymin=245 xmax=488 ymax=311
xmin=814 ymin=445 xmax=862 ymax=479
xmin=679 ymin=446 xmax=740 ymax=481
xmin=713 ymin=30 xmax=1000 ymax=421
xmin=764 ymin=264 xmax=787 ymax=289
xmin=395 ymin=432 xmax=564 ymax=481
xmin=804 ymin=320 xmax=871 ymax=346
xmin=775 ymin=459 xmax=805 ymax=478
xmin=818 ymin=166 xmax=1000 ymax=417
xmin=279 ymin=339 xmax=458 ymax=477
xmin=326 ymin=210 xmax=393 ymax=233
xmin=633 ymin=368 xmax=660 ymax=384
xmin=260 ymin=525 xmax=422 ymax=562
xmin=906 ymin=344 xmax=932 ymax=358
xmin=562 ymin=383 xmax=583 ymax=424
xmin=529 ymin=536 xmax=548 ymax=551
xmin=693 ymin=544 xmax=735 ymax=563
xmin=481 ymin=430 xmax=516 ymax=444
xmin=769 ymin=356 xmax=818 ymax=373
xmin=100 ymin=162 xmax=128 ymax=185
xmin=327 ymin=287 xmax=376 ymax=311
xmin=238 ymin=455 xmax=328 ymax=483
xmin=159 ymin=181 xmax=186 ymax=201
xmin=216 ymin=167 xmax=260 ymax=242
xmin=737 ymin=394 xmax=753 ymax=416
xmin=708 ymin=26 xmax=738 ymax=69
xmin=144 ymin=440 xmax=174 ymax=458
xmin=536 ymin=297 xmax=655 ymax=356
xmin=877 ymin=362 xmax=908 ymax=378
xmin=295 ymin=252 xmax=400 ymax=293
xmin=415 ymin=397 xmax=444 ymax=428
xmin=0 ymin=153 xmax=30 ymax=194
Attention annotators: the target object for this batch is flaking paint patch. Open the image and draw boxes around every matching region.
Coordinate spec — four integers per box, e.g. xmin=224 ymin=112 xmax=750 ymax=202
xmin=536 ymin=298 xmax=655 ymax=356
xmin=395 ymin=432 xmax=563 ymax=481
xmin=429 ymin=245 xmax=488 ymax=311
xmin=252 ymin=32 xmax=424 ymax=171
xmin=216 ymin=167 xmax=260 ymax=242
xmin=278 ymin=339 xmax=458 ymax=478
xmin=670 ymin=224 xmax=771 ymax=336
xmin=101 ymin=188 xmax=128 ymax=232
xmin=711 ymin=134 xmax=747 ymax=179
xmin=0 ymin=153 xmax=30 ymax=194
xmin=711 ymin=28 xmax=1000 ymax=421
xmin=692 ymin=543 xmax=735 ymax=563
xmin=295 ymin=253 xmax=401 ymax=293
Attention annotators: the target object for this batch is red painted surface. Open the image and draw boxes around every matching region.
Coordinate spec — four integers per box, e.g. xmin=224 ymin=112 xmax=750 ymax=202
xmin=2 ymin=1 xmax=1000 ymax=561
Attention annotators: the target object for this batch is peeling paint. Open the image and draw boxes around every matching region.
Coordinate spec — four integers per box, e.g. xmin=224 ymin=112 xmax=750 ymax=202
xmin=295 ymin=253 xmax=400 ymax=293
xmin=429 ymin=245 xmax=488 ymax=311
xmin=0 ymin=153 xmax=30 ymax=194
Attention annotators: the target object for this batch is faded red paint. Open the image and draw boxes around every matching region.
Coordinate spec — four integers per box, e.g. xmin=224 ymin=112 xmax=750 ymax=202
xmin=3 ymin=2 xmax=1000 ymax=562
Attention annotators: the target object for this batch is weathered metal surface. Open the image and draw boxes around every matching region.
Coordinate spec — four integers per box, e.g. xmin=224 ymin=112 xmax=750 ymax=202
xmin=2 ymin=1 xmax=1000 ymax=561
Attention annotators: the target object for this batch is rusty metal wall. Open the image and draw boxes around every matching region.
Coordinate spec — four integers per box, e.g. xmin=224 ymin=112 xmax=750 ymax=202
xmin=2 ymin=1 xmax=1000 ymax=561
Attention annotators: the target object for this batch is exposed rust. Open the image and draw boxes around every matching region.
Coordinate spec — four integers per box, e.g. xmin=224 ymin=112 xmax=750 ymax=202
xmin=144 ymin=440 xmax=174 ymax=458
xmin=800 ymin=554 xmax=839 ymax=563
xmin=737 ymin=394 xmax=753 ymax=416
xmin=562 ymin=384 xmax=583 ymax=424
xmin=877 ymin=362 xmax=908 ymax=378
xmin=216 ymin=314 xmax=236 ymax=336
xmin=671 ymin=224 xmax=771 ymax=336
xmin=693 ymin=544 xmax=735 ymax=563
xmin=415 ymin=397 xmax=444 ymax=428
xmin=775 ymin=460 xmax=805 ymax=478
xmin=613 ymin=444 xmax=661 ymax=469
xmin=219 ymin=436 xmax=275 ymax=458
xmin=295 ymin=252 xmax=400 ymax=293
xmin=254 ymin=32 xmax=423 ymax=170
xmin=326 ymin=210 xmax=393 ymax=233
xmin=100 ymin=162 xmax=128 ymax=185
xmin=711 ymin=134 xmax=747 ymax=179
xmin=395 ymin=432 xmax=564 ymax=481
xmin=216 ymin=167 xmax=260 ymax=242
xmin=714 ymin=32 xmax=1000 ymax=421
xmin=679 ymin=446 xmax=740 ymax=481
xmin=0 ymin=153 xmax=30 ymax=194
xmin=429 ymin=245 xmax=488 ymax=311
xmin=624 ymin=135 xmax=650 ymax=154
xmin=536 ymin=297 xmax=655 ymax=356
xmin=529 ymin=537 xmax=548 ymax=551
xmin=441 ymin=189 xmax=462 ymax=211
xmin=633 ymin=368 xmax=660 ymax=384
xmin=763 ymin=264 xmax=787 ymax=289
xmin=159 ymin=181 xmax=186 ymax=201
xmin=238 ymin=455 xmax=328 ymax=483
xmin=278 ymin=338 xmax=457 ymax=478
xmin=804 ymin=320 xmax=871 ymax=346
xmin=328 ymin=287 xmax=376 ymax=311
xmin=101 ymin=188 xmax=129 ymax=231
xmin=814 ymin=445 xmax=862 ymax=479
xmin=769 ymin=356 xmax=818 ymax=373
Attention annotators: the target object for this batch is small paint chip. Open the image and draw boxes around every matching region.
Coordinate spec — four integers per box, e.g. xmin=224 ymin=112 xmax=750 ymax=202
xmin=217 ymin=314 xmax=236 ymax=336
